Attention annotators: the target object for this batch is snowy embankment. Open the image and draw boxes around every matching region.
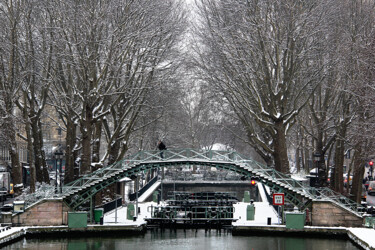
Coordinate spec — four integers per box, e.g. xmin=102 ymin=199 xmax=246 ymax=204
xmin=233 ymin=202 xmax=280 ymax=226
xmin=0 ymin=227 xmax=26 ymax=247
xmin=348 ymin=228 xmax=375 ymax=250
xmin=1 ymin=199 xmax=375 ymax=249
xmin=103 ymin=200 xmax=280 ymax=226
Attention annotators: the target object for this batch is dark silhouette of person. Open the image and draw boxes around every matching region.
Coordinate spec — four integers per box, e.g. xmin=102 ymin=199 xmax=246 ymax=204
xmin=157 ymin=140 xmax=166 ymax=159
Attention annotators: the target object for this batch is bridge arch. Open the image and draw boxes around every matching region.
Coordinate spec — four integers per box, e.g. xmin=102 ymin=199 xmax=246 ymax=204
xmin=23 ymin=149 xmax=363 ymax=220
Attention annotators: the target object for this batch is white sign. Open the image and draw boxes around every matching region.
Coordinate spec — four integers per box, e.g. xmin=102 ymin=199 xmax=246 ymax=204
xmin=273 ymin=193 xmax=285 ymax=205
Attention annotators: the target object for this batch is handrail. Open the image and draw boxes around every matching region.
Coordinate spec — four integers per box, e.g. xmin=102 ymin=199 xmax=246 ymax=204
xmin=20 ymin=148 xmax=363 ymax=217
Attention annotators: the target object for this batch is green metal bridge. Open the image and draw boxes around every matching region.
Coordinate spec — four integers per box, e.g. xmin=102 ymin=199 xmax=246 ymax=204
xmin=24 ymin=149 xmax=364 ymax=218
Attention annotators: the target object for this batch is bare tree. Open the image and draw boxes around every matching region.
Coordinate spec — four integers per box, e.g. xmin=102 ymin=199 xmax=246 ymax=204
xmin=194 ymin=0 xmax=331 ymax=173
xmin=0 ymin=0 xmax=26 ymax=191
xmin=46 ymin=0 xmax=187 ymax=177
xmin=328 ymin=0 xmax=375 ymax=194
xmin=17 ymin=0 xmax=54 ymax=185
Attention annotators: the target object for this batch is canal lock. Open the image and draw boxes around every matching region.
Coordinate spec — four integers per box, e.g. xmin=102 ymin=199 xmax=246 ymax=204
xmin=145 ymin=191 xmax=238 ymax=229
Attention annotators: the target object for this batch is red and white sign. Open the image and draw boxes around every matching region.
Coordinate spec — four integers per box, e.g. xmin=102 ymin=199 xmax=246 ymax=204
xmin=273 ymin=193 xmax=285 ymax=205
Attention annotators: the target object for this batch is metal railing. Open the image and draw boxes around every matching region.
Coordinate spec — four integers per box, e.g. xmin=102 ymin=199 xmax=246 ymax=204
xmin=20 ymin=148 xmax=364 ymax=217
xmin=129 ymin=175 xmax=158 ymax=201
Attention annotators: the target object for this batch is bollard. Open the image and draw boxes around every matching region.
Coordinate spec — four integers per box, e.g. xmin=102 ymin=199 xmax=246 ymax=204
xmin=127 ymin=204 xmax=135 ymax=220
xmin=94 ymin=208 xmax=104 ymax=224
xmin=243 ymin=191 xmax=250 ymax=203
xmin=267 ymin=217 xmax=271 ymax=225
xmin=153 ymin=191 xmax=159 ymax=203
xmin=246 ymin=205 xmax=255 ymax=220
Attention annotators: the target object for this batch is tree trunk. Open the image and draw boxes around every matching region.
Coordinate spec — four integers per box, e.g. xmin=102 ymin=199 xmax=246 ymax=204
xmin=30 ymin=118 xmax=43 ymax=183
xmin=80 ymin=104 xmax=93 ymax=175
xmin=92 ymin=120 xmax=102 ymax=164
xmin=38 ymin=118 xmax=49 ymax=184
xmin=296 ymin=148 xmax=301 ymax=173
xmin=315 ymin=123 xmax=327 ymax=186
xmin=7 ymin=118 xmax=22 ymax=188
xmin=303 ymin=136 xmax=309 ymax=173
xmin=108 ymin=140 xmax=121 ymax=166
xmin=351 ymin=146 xmax=365 ymax=203
xmin=92 ymin=120 xmax=104 ymax=204
xmin=24 ymin=96 xmax=35 ymax=193
xmin=41 ymin=150 xmax=50 ymax=184
xmin=4 ymin=0 xmax=22 ymax=190
xmin=9 ymin=142 xmax=22 ymax=188
xmin=273 ymin=120 xmax=289 ymax=173
xmin=65 ymin=118 xmax=76 ymax=184
xmin=333 ymin=128 xmax=346 ymax=193
xmin=97 ymin=139 xmax=121 ymax=203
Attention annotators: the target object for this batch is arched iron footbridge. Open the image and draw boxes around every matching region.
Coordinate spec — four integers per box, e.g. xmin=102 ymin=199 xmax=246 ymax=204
xmin=25 ymin=149 xmax=364 ymax=217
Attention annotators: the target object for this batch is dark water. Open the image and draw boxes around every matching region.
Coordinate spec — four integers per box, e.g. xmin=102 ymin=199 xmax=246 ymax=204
xmin=4 ymin=229 xmax=359 ymax=250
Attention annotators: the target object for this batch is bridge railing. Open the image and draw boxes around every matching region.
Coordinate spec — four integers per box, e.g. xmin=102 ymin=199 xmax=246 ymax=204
xmin=58 ymin=149 xmax=249 ymax=198
xmin=237 ymin=158 xmax=364 ymax=215
xmin=240 ymin=160 xmax=309 ymax=189
xmin=17 ymin=183 xmax=62 ymax=207
xmin=129 ymin=149 xmax=245 ymax=162
xmin=19 ymin=149 xmax=364 ymax=216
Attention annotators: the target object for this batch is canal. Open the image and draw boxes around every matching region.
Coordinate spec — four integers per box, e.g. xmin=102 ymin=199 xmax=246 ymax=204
xmin=4 ymin=229 xmax=360 ymax=250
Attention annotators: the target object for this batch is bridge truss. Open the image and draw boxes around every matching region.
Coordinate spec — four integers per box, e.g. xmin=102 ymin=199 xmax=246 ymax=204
xmin=23 ymin=149 xmax=364 ymax=218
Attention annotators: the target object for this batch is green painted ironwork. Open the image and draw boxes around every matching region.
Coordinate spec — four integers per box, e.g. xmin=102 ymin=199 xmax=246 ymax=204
xmin=23 ymin=149 xmax=364 ymax=217
xmin=285 ymin=212 xmax=305 ymax=229
xmin=68 ymin=212 xmax=88 ymax=228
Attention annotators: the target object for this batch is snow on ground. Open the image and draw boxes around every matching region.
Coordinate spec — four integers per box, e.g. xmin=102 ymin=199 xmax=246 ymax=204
xmin=0 ymin=227 xmax=26 ymax=246
xmin=103 ymin=201 xmax=162 ymax=226
xmin=257 ymin=182 xmax=268 ymax=202
xmin=101 ymin=200 xmax=375 ymax=249
xmin=138 ymin=181 xmax=160 ymax=203
xmin=103 ymin=200 xmax=280 ymax=226
xmin=1 ymin=202 xmax=375 ymax=249
xmin=233 ymin=202 xmax=280 ymax=226
xmin=348 ymin=227 xmax=375 ymax=249
xmin=0 ymin=227 xmax=25 ymax=238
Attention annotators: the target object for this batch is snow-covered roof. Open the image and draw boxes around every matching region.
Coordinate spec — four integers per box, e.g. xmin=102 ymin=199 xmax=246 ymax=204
xmin=291 ymin=174 xmax=308 ymax=181
xmin=203 ymin=143 xmax=233 ymax=151
xmin=118 ymin=177 xmax=132 ymax=182
xmin=310 ymin=168 xmax=318 ymax=174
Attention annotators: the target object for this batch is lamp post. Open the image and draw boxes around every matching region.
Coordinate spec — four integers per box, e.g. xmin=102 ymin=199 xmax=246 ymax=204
xmin=135 ymin=175 xmax=139 ymax=220
xmin=55 ymin=151 xmax=64 ymax=193
xmin=55 ymin=127 xmax=63 ymax=193
xmin=314 ymin=152 xmax=327 ymax=187
xmin=313 ymin=153 xmax=321 ymax=187
xmin=55 ymin=153 xmax=58 ymax=192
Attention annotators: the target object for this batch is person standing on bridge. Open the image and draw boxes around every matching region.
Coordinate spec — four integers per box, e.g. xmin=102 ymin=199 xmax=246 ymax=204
xmin=157 ymin=140 xmax=167 ymax=159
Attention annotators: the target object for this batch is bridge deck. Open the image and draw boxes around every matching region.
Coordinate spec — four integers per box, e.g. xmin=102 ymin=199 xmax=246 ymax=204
xmin=20 ymin=149 xmax=364 ymax=219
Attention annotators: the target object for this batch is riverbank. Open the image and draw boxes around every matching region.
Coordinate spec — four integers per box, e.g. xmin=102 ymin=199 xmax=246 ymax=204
xmin=232 ymin=225 xmax=375 ymax=250
xmin=1 ymin=201 xmax=374 ymax=249
xmin=0 ymin=224 xmax=146 ymax=248
xmin=0 ymin=224 xmax=373 ymax=249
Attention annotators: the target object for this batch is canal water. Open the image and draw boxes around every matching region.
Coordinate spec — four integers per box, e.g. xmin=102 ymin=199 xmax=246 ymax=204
xmin=4 ymin=229 xmax=359 ymax=250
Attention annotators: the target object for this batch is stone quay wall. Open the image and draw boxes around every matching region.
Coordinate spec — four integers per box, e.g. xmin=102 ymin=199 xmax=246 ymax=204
xmin=312 ymin=200 xmax=363 ymax=227
xmin=12 ymin=199 xmax=71 ymax=226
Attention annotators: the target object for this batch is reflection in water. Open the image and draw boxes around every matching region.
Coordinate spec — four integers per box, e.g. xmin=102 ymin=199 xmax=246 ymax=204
xmin=4 ymin=229 xmax=359 ymax=250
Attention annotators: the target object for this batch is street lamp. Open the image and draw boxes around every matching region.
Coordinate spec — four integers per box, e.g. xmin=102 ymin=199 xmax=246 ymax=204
xmin=55 ymin=151 xmax=64 ymax=193
xmin=136 ymin=175 xmax=139 ymax=219
xmin=131 ymin=174 xmax=140 ymax=221
xmin=313 ymin=153 xmax=321 ymax=187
